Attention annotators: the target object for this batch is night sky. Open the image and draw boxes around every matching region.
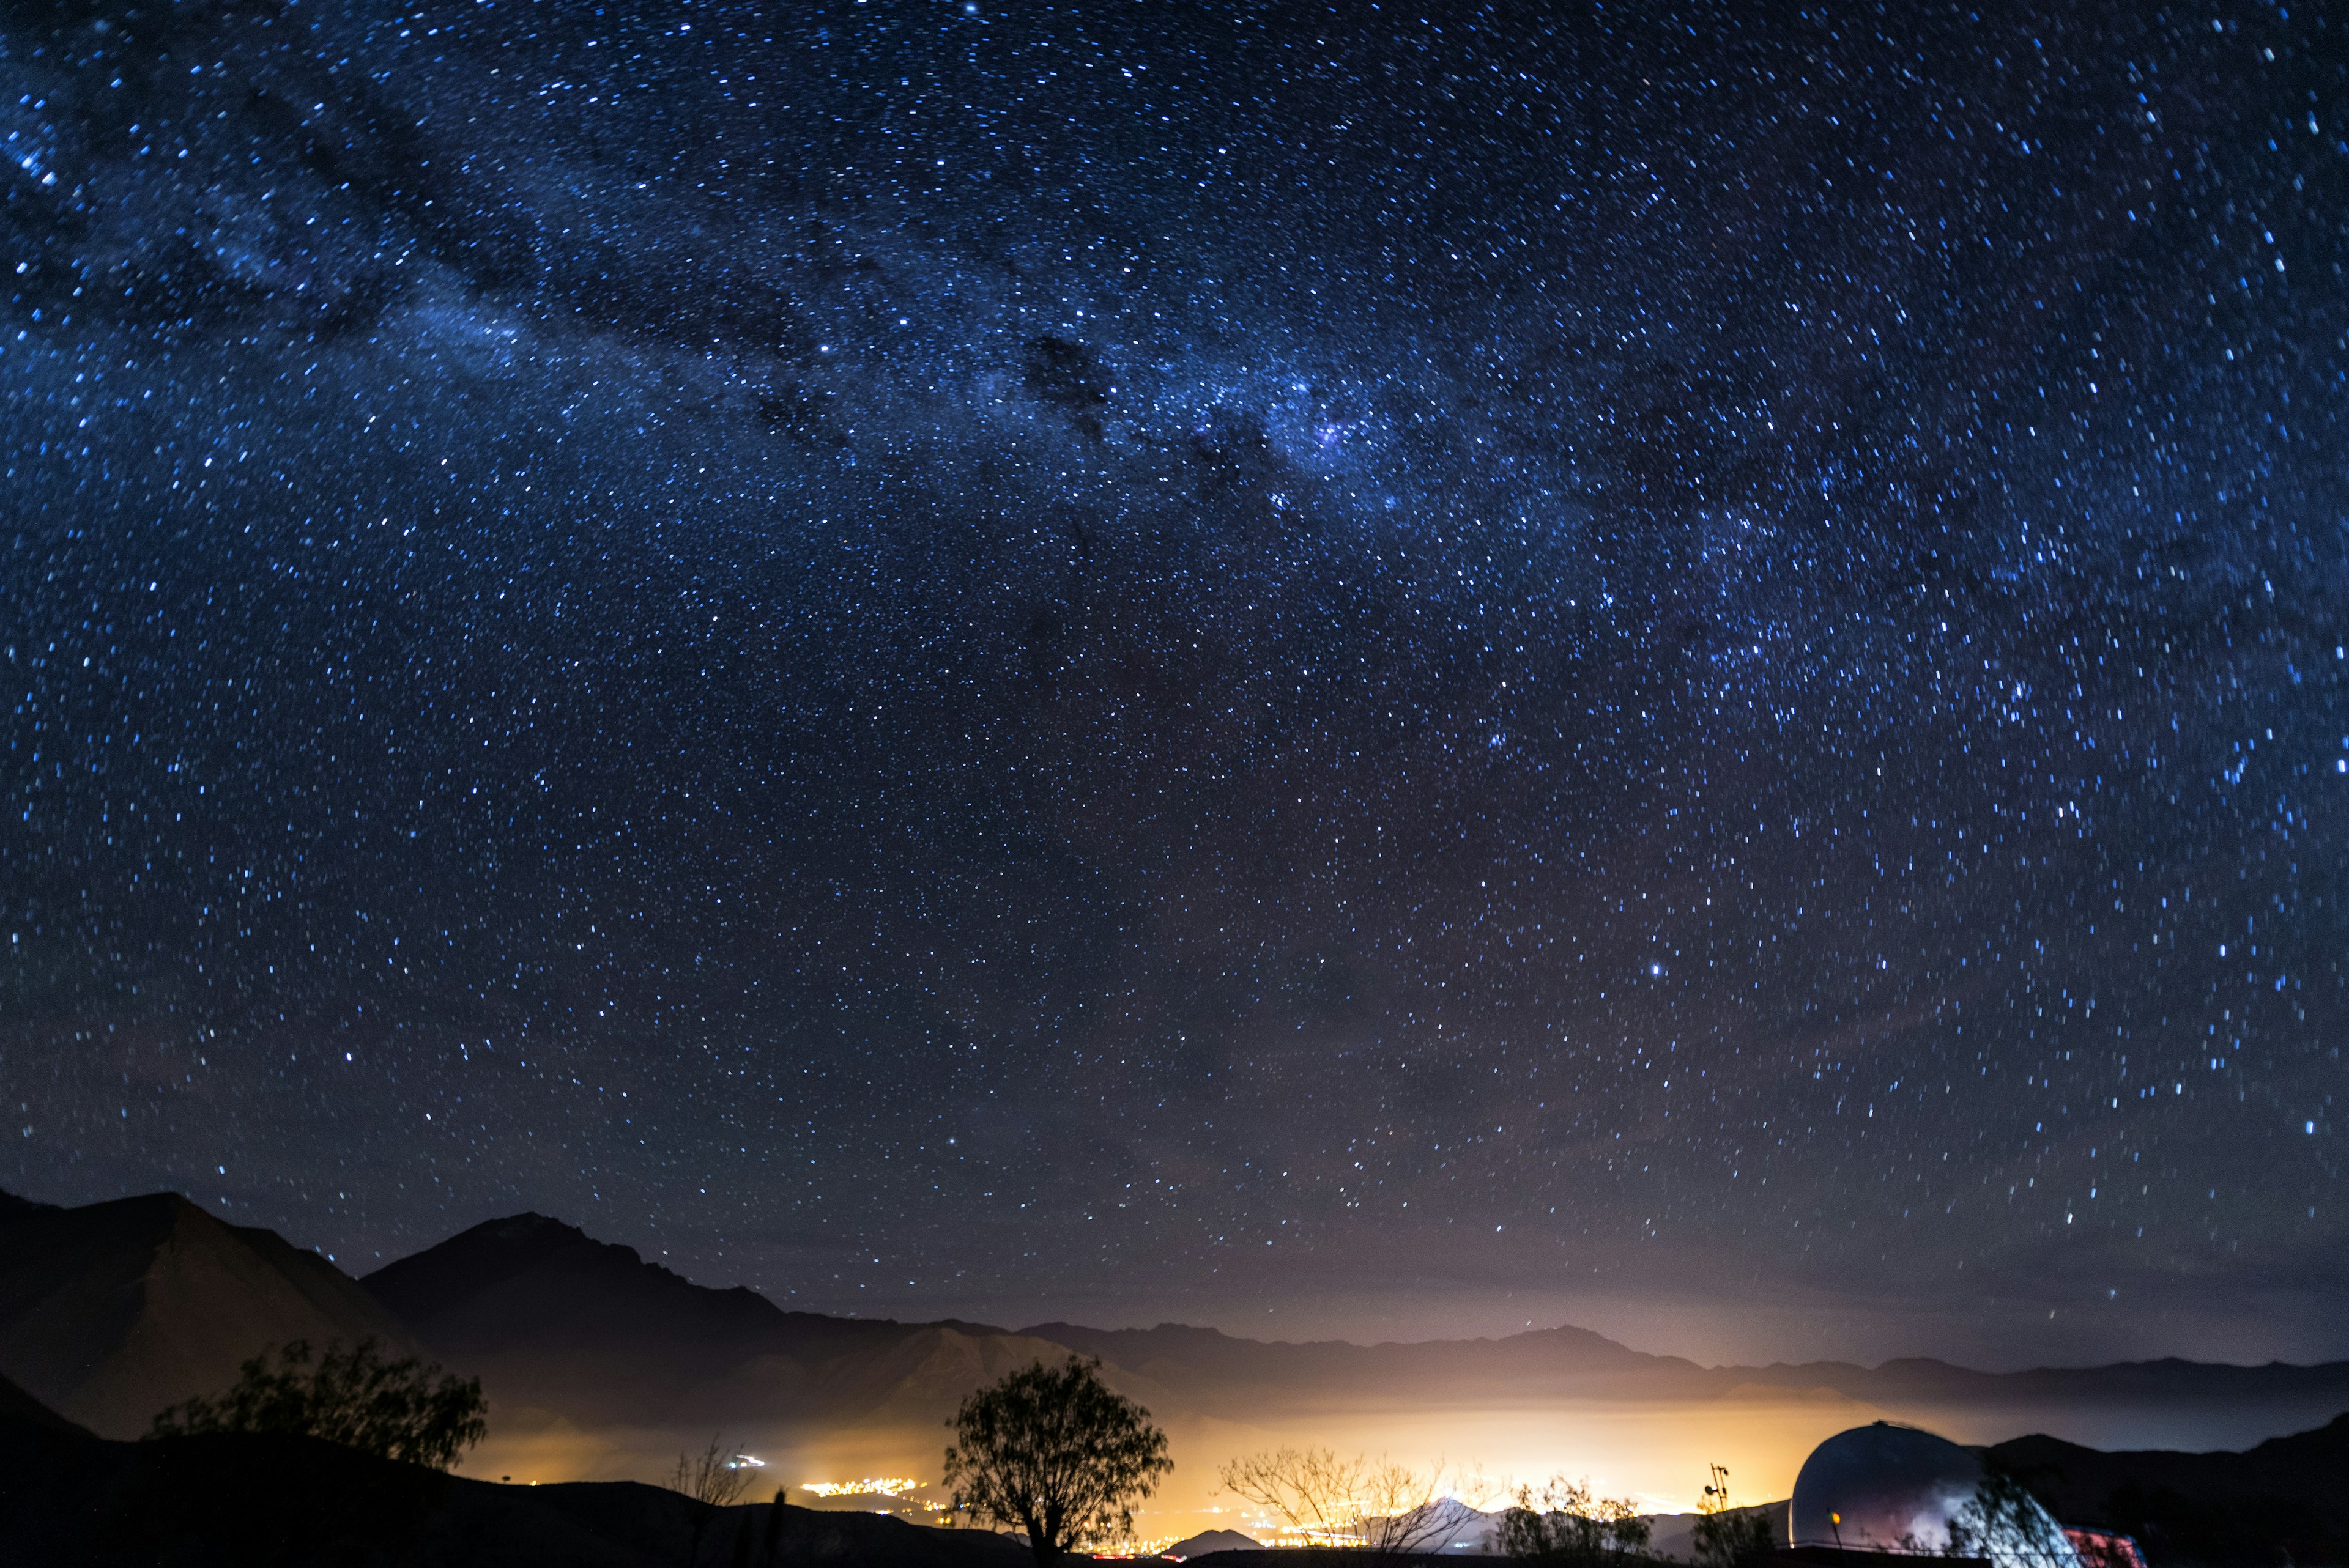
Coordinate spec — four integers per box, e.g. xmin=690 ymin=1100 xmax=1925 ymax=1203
xmin=4 ymin=0 xmax=2345 ymax=1369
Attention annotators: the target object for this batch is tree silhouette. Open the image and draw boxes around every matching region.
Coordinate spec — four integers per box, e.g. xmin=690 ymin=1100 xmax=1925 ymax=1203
xmin=943 ymin=1356 xmax=1172 ymax=1566
xmin=148 ymin=1337 xmax=485 ymax=1470
xmin=1497 ymin=1476 xmax=1652 ymax=1566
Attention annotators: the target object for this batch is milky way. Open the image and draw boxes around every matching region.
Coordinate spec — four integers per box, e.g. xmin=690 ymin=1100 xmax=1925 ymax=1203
xmin=3 ymin=0 xmax=2344 ymax=1366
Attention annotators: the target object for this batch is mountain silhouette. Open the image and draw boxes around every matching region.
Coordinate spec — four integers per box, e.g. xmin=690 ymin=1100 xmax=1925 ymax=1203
xmin=1018 ymin=1318 xmax=2349 ymax=1427
xmin=0 ymin=1191 xmax=425 ymax=1437
xmin=12 ymin=1189 xmax=2349 ymax=1456
xmin=1989 ymin=1413 xmax=2349 ymax=1567
xmin=358 ymin=1211 xmax=2349 ymax=1437
xmin=363 ymin=1212 xmax=1019 ymax=1427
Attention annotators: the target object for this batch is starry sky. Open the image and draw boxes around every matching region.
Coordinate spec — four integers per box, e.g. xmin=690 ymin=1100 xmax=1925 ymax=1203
xmin=3 ymin=0 xmax=2345 ymax=1370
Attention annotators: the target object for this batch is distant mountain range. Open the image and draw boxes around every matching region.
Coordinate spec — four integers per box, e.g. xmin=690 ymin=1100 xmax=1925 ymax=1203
xmin=363 ymin=1211 xmax=960 ymax=1426
xmin=4 ymin=1188 xmax=2345 ymax=1566
xmin=1019 ymin=1318 xmax=2349 ymax=1429
xmin=1021 ymin=1318 xmax=1676 ymax=1408
xmin=358 ymin=1211 xmax=1170 ymax=1429
xmin=9 ymin=1187 xmax=2349 ymax=1451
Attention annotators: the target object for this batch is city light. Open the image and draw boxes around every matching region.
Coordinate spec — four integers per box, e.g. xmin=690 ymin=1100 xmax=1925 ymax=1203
xmin=799 ymin=1477 xmax=923 ymax=1498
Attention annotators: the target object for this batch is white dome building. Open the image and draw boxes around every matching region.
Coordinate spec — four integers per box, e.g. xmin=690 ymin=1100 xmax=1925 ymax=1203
xmin=1788 ymin=1422 xmax=2079 ymax=1568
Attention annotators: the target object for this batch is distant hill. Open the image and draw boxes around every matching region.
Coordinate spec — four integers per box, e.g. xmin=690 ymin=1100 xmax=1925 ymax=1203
xmin=1646 ymin=1503 xmax=1790 ymax=1564
xmin=0 ymin=1392 xmax=1032 ymax=1567
xmin=1778 ymin=1355 xmax=2349 ymax=1414
xmin=363 ymin=1213 xmax=1022 ymax=1427
xmin=1989 ymin=1413 xmax=2349 ymax=1568
xmin=0 ymin=1370 xmax=91 ymax=1435
xmin=815 ymin=1322 xmax=1186 ymax=1429
xmin=1020 ymin=1320 xmax=2349 ymax=1432
xmin=1023 ymin=1319 xmax=1694 ymax=1408
xmin=360 ymin=1208 xmax=2349 ymax=1442
xmin=0 ymin=1191 xmax=428 ymax=1438
xmin=1164 ymin=1528 xmax=1263 ymax=1559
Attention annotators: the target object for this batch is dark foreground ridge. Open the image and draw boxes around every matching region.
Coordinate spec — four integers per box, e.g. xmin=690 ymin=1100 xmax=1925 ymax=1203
xmin=0 ymin=1378 xmax=1028 ymax=1568
xmin=6 ymin=1357 xmax=2348 ymax=1568
xmin=1989 ymin=1413 xmax=2349 ymax=1568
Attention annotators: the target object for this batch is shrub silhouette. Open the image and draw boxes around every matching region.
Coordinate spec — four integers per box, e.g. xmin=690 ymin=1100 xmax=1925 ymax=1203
xmin=149 ymin=1337 xmax=486 ymax=1470
xmin=1497 ymin=1476 xmax=1651 ymax=1565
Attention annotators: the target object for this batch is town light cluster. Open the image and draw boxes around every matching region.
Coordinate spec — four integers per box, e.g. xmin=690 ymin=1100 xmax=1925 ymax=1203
xmin=800 ymin=1477 xmax=922 ymax=1498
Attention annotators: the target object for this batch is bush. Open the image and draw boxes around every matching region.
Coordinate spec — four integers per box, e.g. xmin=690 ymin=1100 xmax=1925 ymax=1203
xmin=149 ymin=1337 xmax=486 ymax=1471
xmin=1499 ymin=1477 xmax=1650 ymax=1566
xmin=1692 ymin=1463 xmax=1776 ymax=1568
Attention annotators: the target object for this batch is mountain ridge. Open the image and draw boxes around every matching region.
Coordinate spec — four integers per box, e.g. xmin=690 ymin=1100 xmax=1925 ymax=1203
xmin=0 ymin=1190 xmax=426 ymax=1437
xmin=357 ymin=1207 xmax=2349 ymax=1440
xmin=363 ymin=1211 xmax=1017 ymax=1426
xmin=12 ymin=1191 xmax=2349 ymax=1448
xmin=368 ymin=1211 xmax=2349 ymax=1392
xmin=1015 ymin=1317 xmax=2349 ymax=1419
xmin=1987 ymin=1411 xmax=2349 ymax=1566
xmin=368 ymin=1211 xmax=1008 ymax=1350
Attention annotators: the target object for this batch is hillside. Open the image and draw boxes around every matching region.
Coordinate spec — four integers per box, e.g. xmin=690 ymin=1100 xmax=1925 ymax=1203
xmin=0 ymin=1383 xmax=1032 ymax=1567
xmin=18 ymin=1189 xmax=2345 ymax=1465
xmin=1021 ymin=1318 xmax=2349 ymax=1435
xmin=364 ymin=1213 xmax=1021 ymax=1426
xmin=0 ymin=1191 xmax=428 ymax=1438
xmin=1990 ymin=1413 xmax=2349 ymax=1568
xmin=360 ymin=1208 xmax=2349 ymax=1446
xmin=1023 ymin=1319 xmax=1699 ymax=1408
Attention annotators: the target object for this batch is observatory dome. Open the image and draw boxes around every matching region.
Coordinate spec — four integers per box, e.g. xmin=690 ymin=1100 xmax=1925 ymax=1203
xmin=1788 ymin=1422 xmax=2077 ymax=1568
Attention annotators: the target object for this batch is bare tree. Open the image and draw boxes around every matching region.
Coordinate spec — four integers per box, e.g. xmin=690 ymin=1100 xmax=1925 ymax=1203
xmin=670 ymin=1433 xmax=755 ymax=1567
xmin=1220 ymin=1446 xmax=1470 ymax=1561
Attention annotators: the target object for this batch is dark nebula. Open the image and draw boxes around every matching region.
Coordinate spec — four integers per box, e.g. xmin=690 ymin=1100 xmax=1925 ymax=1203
xmin=3 ymin=0 xmax=2343 ymax=1366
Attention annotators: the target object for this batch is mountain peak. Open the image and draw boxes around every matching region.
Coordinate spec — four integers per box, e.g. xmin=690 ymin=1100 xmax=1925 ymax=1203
xmin=450 ymin=1211 xmax=609 ymax=1262
xmin=476 ymin=1211 xmax=579 ymax=1239
xmin=0 ymin=1192 xmax=420 ymax=1438
xmin=361 ymin=1210 xmax=801 ymax=1390
xmin=363 ymin=1211 xmax=746 ymax=1322
xmin=356 ymin=1210 xmax=1020 ymax=1428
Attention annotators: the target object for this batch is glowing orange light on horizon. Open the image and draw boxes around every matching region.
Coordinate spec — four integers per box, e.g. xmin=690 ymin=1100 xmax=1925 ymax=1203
xmin=801 ymin=1477 xmax=925 ymax=1498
